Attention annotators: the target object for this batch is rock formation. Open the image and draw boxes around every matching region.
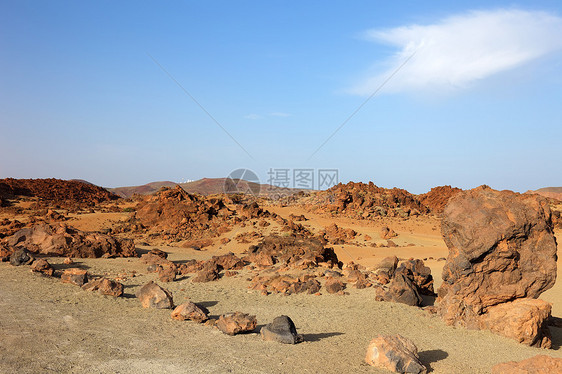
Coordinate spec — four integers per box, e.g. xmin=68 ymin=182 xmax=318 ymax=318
xmin=437 ymin=186 xmax=558 ymax=347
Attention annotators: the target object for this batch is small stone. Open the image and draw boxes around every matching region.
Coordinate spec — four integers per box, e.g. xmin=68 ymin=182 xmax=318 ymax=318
xmin=365 ymin=335 xmax=427 ymax=374
xmin=171 ymin=301 xmax=209 ymax=323
xmin=82 ymin=278 xmax=124 ymax=297
xmin=30 ymin=258 xmax=54 ymax=276
xmin=325 ymin=277 xmax=346 ymax=294
xmin=216 ymin=312 xmax=257 ymax=335
xmin=61 ymin=268 xmax=88 ymax=286
xmin=135 ymin=281 xmax=173 ymax=309
xmin=261 ymin=315 xmax=303 ymax=344
xmin=9 ymin=248 xmax=34 ymax=266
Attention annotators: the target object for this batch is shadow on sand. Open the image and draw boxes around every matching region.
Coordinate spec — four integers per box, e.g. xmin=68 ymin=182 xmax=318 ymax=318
xmin=418 ymin=349 xmax=449 ymax=373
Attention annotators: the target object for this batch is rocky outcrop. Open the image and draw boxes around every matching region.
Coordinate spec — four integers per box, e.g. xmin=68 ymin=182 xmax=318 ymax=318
xmin=492 ymin=355 xmax=562 ymax=373
xmin=365 ymin=335 xmax=427 ymax=374
xmin=261 ymin=315 xmax=303 ymax=344
xmin=4 ymin=223 xmax=136 ymax=258
xmin=437 ymin=186 xmax=558 ymax=347
xmin=136 ymin=281 xmax=174 ymax=309
xmin=216 ymin=312 xmax=257 ymax=335
xmin=417 ymin=185 xmax=462 ymax=214
xmin=380 ymin=226 xmax=398 ymax=240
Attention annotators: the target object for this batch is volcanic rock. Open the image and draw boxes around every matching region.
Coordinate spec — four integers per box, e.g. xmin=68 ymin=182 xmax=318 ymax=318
xmin=9 ymin=248 xmax=34 ymax=266
xmin=216 ymin=312 xmax=257 ymax=335
xmin=61 ymin=268 xmax=88 ymax=286
xmin=30 ymin=258 xmax=54 ymax=276
xmin=192 ymin=262 xmax=220 ymax=283
xmin=365 ymin=335 xmax=427 ymax=374
xmin=380 ymin=226 xmax=398 ymax=240
xmin=324 ymin=277 xmax=346 ymax=294
xmin=417 ymin=185 xmax=462 ymax=214
xmin=396 ymin=259 xmax=434 ymax=296
xmin=375 ymin=273 xmax=422 ymax=307
xmin=479 ymin=298 xmax=552 ymax=348
xmin=158 ymin=265 xmax=177 ymax=282
xmin=492 ymin=355 xmax=562 ymax=373
xmin=136 ymin=281 xmax=174 ymax=309
xmin=82 ymin=278 xmax=124 ymax=297
xmin=6 ymin=223 xmax=137 ymax=258
xmin=437 ymin=187 xmax=558 ymax=341
xmin=171 ymin=301 xmax=209 ymax=323
xmin=261 ymin=315 xmax=303 ymax=344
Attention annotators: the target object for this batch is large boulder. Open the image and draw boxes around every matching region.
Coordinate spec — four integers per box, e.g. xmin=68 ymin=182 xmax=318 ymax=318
xmin=492 ymin=354 xmax=562 ymax=373
xmin=260 ymin=315 xmax=303 ymax=344
xmin=135 ymin=281 xmax=173 ymax=309
xmin=437 ymin=186 xmax=558 ymax=346
xmin=365 ymin=335 xmax=427 ymax=374
xmin=375 ymin=273 xmax=422 ymax=307
xmin=5 ymin=223 xmax=137 ymax=258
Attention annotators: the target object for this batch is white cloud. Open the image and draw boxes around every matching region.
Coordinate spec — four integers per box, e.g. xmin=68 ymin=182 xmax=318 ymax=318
xmin=351 ymin=9 xmax=562 ymax=94
xmin=270 ymin=112 xmax=292 ymax=117
xmin=244 ymin=113 xmax=263 ymax=120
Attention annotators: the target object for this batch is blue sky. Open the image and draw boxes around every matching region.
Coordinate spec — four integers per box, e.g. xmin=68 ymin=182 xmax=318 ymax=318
xmin=1 ymin=1 xmax=561 ymax=193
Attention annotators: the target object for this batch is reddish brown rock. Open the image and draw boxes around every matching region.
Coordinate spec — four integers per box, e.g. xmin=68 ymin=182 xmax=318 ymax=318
xmin=61 ymin=268 xmax=88 ymax=286
xmin=158 ymin=265 xmax=177 ymax=282
xmin=365 ymin=335 xmax=427 ymax=374
xmin=380 ymin=226 xmax=398 ymax=240
xmin=375 ymin=273 xmax=422 ymax=307
xmin=5 ymin=223 xmax=136 ymax=258
xmin=216 ymin=312 xmax=257 ymax=335
xmin=324 ymin=277 xmax=346 ymax=294
xmin=82 ymin=278 xmax=124 ymax=297
xmin=321 ymin=223 xmax=357 ymax=244
xmin=171 ymin=301 xmax=209 ymax=323
xmin=30 ymin=258 xmax=54 ymax=276
xmin=135 ymin=281 xmax=173 ymax=309
xmin=492 ymin=355 xmax=562 ymax=374
xmin=396 ymin=259 xmax=434 ymax=296
xmin=192 ymin=262 xmax=220 ymax=283
xmin=479 ymin=299 xmax=552 ymax=348
xmin=417 ymin=185 xmax=462 ymax=214
xmin=437 ymin=186 xmax=558 ymax=347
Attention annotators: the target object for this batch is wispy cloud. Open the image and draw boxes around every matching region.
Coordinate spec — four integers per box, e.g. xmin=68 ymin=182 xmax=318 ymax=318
xmin=244 ymin=113 xmax=263 ymax=120
xmin=270 ymin=112 xmax=292 ymax=117
xmin=350 ymin=9 xmax=562 ymax=95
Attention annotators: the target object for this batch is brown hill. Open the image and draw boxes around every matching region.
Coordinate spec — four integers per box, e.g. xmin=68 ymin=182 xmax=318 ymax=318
xmin=417 ymin=185 xmax=463 ymax=214
xmin=526 ymin=187 xmax=562 ymax=202
xmin=0 ymin=178 xmax=118 ymax=206
xmin=109 ymin=181 xmax=178 ymax=198
xmin=180 ymin=178 xmax=303 ymax=197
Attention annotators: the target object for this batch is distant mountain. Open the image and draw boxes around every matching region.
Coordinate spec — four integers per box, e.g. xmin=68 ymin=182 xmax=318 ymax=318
xmin=109 ymin=181 xmax=178 ymax=198
xmin=526 ymin=187 xmax=562 ymax=202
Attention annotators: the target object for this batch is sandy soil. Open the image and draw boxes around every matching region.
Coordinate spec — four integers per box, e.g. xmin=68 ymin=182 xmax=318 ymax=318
xmin=0 ymin=209 xmax=560 ymax=373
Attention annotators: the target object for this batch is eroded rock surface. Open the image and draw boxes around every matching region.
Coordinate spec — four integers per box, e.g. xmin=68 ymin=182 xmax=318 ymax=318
xmin=365 ymin=335 xmax=427 ymax=374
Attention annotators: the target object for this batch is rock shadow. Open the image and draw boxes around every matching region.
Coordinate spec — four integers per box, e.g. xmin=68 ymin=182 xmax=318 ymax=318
xmin=550 ymin=326 xmax=562 ymax=350
xmin=421 ymin=294 xmax=436 ymax=307
xmin=197 ymin=300 xmax=219 ymax=308
xmin=301 ymin=332 xmax=344 ymax=342
xmin=135 ymin=248 xmax=150 ymax=256
xmin=418 ymin=349 xmax=448 ymax=373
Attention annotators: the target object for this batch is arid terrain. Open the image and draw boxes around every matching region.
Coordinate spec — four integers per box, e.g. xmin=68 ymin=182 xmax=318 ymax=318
xmin=0 ymin=178 xmax=561 ymax=373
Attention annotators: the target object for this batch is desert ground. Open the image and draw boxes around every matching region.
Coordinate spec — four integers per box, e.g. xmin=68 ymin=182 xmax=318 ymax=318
xmin=1 ymin=193 xmax=561 ymax=374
